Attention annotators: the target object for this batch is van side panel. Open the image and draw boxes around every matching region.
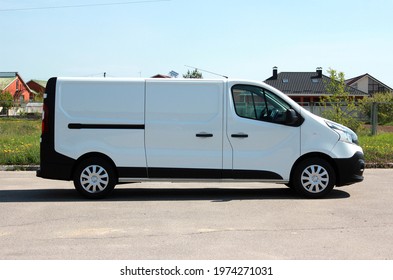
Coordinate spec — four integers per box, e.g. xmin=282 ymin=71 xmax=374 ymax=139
xmin=55 ymin=78 xmax=146 ymax=169
xmin=145 ymin=80 xmax=224 ymax=178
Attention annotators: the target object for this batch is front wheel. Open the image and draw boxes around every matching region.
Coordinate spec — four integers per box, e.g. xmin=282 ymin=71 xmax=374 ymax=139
xmin=291 ymin=158 xmax=336 ymax=198
xmin=73 ymin=157 xmax=117 ymax=199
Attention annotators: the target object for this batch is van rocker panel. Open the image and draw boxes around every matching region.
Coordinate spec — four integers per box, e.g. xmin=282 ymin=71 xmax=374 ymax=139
xmin=119 ymin=167 xmax=283 ymax=181
xmin=38 ymin=161 xmax=284 ymax=182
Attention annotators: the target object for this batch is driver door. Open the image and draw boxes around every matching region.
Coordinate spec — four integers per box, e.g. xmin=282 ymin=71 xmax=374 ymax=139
xmin=227 ymin=84 xmax=301 ymax=181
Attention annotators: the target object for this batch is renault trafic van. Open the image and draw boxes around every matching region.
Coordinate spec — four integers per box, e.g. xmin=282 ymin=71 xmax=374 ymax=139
xmin=37 ymin=77 xmax=364 ymax=198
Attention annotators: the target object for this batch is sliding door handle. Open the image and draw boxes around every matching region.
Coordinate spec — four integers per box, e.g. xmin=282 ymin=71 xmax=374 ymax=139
xmin=231 ymin=133 xmax=248 ymax=138
xmin=196 ymin=132 xmax=213 ymax=138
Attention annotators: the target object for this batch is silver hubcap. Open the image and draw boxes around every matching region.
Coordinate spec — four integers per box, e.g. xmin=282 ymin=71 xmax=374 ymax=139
xmin=301 ymin=165 xmax=329 ymax=193
xmin=80 ymin=165 xmax=109 ymax=193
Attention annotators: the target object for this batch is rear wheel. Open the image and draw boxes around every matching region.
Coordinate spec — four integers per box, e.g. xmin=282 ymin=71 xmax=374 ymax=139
xmin=73 ymin=157 xmax=117 ymax=199
xmin=292 ymin=158 xmax=335 ymax=198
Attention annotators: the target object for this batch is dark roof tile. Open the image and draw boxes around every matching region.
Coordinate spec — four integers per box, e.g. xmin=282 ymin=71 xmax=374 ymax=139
xmin=265 ymin=72 xmax=368 ymax=96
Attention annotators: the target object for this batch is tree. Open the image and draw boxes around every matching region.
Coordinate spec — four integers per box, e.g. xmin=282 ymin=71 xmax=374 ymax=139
xmin=183 ymin=69 xmax=203 ymax=79
xmin=0 ymin=91 xmax=14 ymax=116
xmin=359 ymin=92 xmax=393 ymax=125
xmin=320 ymin=69 xmax=361 ymax=132
xmin=34 ymin=91 xmax=44 ymax=102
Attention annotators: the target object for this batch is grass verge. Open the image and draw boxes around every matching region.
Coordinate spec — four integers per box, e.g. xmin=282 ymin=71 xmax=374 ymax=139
xmin=0 ymin=118 xmax=40 ymax=165
xmin=358 ymin=132 xmax=393 ymax=167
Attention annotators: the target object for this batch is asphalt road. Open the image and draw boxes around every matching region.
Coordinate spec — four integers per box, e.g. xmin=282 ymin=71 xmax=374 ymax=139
xmin=0 ymin=169 xmax=392 ymax=260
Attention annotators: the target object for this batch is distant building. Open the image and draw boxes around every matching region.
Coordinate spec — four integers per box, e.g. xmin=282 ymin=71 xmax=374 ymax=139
xmin=345 ymin=73 xmax=393 ymax=95
xmin=27 ymin=80 xmax=47 ymax=96
xmin=151 ymin=74 xmax=171 ymax=78
xmin=0 ymin=72 xmax=33 ymax=103
xmin=264 ymin=67 xmax=368 ymax=104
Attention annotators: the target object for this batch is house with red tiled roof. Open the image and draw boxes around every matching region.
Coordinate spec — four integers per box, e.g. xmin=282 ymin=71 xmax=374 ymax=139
xmin=0 ymin=72 xmax=33 ymax=103
xmin=151 ymin=74 xmax=171 ymax=78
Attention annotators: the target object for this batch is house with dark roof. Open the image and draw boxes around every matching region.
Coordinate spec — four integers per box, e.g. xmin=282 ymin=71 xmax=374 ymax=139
xmin=264 ymin=67 xmax=369 ymax=105
xmin=345 ymin=73 xmax=392 ymax=95
xmin=0 ymin=72 xmax=33 ymax=103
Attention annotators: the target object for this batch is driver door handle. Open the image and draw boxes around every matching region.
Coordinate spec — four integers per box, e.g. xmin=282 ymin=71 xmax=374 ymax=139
xmin=231 ymin=133 xmax=248 ymax=138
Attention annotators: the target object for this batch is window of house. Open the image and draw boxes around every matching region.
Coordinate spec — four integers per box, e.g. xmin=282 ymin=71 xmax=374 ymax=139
xmin=232 ymin=85 xmax=292 ymax=124
xmin=368 ymin=80 xmax=387 ymax=94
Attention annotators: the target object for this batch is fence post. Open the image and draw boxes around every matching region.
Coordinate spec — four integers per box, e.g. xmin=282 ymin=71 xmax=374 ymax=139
xmin=371 ymin=102 xmax=378 ymax=135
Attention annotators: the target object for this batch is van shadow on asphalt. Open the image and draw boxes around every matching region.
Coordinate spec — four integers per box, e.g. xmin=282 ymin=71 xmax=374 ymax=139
xmin=0 ymin=187 xmax=350 ymax=203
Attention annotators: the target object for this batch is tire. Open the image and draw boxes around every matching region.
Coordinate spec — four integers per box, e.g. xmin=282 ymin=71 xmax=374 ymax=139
xmin=73 ymin=157 xmax=117 ymax=199
xmin=292 ymin=158 xmax=336 ymax=198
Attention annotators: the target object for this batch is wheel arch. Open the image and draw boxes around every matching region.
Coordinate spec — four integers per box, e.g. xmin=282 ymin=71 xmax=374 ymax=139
xmin=290 ymin=152 xmax=339 ymax=186
xmin=73 ymin=152 xmax=118 ymax=182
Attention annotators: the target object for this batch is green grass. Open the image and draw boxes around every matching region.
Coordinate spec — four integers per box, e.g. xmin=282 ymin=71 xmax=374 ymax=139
xmin=358 ymin=132 xmax=393 ymax=165
xmin=0 ymin=118 xmax=41 ymax=165
xmin=0 ymin=118 xmax=392 ymax=166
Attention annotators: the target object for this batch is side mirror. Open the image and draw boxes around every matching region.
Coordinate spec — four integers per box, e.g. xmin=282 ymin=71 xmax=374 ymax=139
xmin=286 ymin=109 xmax=299 ymax=125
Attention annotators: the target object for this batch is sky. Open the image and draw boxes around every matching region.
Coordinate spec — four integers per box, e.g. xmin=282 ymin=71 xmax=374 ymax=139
xmin=1 ymin=0 xmax=393 ymax=86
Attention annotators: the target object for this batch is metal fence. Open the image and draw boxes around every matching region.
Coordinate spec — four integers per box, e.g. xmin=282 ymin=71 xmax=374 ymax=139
xmin=299 ymin=101 xmax=366 ymax=120
xmin=0 ymin=102 xmax=43 ymax=117
xmin=299 ymin=101 xmax=393 ymax=135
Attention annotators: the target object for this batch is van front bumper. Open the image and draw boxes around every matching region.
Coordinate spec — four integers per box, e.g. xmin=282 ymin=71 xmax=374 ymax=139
xmin=334 ymin=151 xmax=365 ymax=186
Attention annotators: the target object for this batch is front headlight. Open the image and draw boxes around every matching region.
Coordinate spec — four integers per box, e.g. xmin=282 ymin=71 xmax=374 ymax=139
xmin=325 ymin=120 xmax=358 ymax=145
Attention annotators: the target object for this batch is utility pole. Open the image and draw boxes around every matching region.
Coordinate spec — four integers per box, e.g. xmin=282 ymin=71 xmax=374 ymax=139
xmin=371 ymin=102 xmax=378 ymax=135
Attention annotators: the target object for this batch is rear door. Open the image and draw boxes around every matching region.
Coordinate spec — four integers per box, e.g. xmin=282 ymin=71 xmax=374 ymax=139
xmin=55 ymin=78 xmax=146 ymax=169
xmin=145 ymin=80 xmax=224 ymax=178
xmin=227 ymin=84 xmax=301 ymax=181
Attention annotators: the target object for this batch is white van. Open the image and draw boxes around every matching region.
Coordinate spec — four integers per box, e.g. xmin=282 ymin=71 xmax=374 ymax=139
xmin=37 ymin=77 xmax=364 ymax=198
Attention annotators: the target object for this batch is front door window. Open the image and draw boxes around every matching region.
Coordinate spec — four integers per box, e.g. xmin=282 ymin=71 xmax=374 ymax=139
xmin=232 ymin=85 xmax=293 ymax=125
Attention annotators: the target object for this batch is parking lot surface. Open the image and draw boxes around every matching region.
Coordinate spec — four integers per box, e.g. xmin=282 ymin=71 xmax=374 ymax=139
xmin=0 ymin=169 xmax=392 ymax=260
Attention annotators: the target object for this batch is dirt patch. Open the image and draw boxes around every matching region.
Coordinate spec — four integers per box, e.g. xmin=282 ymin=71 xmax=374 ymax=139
xmin=363 ymin=125 xmax=393 ymax=133
xmin=380 ymin=126 xmax=393 ymax=133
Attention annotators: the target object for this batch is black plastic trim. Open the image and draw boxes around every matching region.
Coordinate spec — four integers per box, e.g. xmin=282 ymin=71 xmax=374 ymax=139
xmin=334 ymin=151 xmax=365 ymax=186
xmin=148 ymin=168 xmax=221 ymax=179
xmin=118 ymin=167 xmax=148 ymax=178
xmin=68 ymin=123 xmax=145 ymax=129
xmin=37 ymin=77 xmax=75 ymax=181
xmin=229 ymin=169 xmax=282 ymax=180
xmin=145 ymin=167 xmax=282 ymax=180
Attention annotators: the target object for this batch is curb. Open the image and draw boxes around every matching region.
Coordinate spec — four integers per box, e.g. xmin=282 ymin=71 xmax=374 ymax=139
xmin=365 ymin=163 xmax=393 ymax=168
xmin=0 ymin=165 xmax=39 ymax=171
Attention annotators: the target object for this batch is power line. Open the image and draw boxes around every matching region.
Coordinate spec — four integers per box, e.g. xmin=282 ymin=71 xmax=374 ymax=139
xmin=0 ymin=0 xmax=170 ymax=12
